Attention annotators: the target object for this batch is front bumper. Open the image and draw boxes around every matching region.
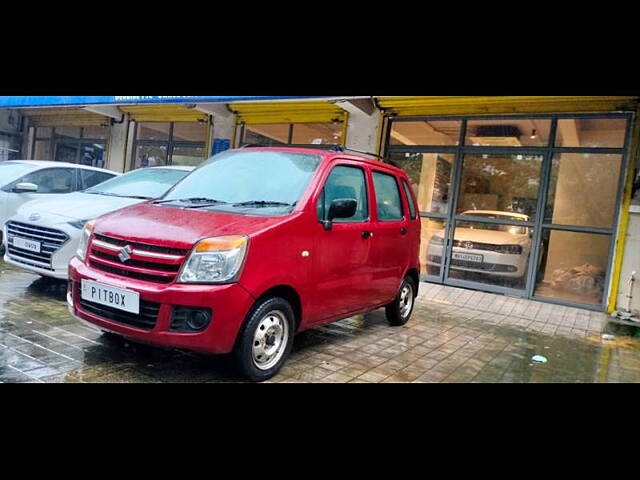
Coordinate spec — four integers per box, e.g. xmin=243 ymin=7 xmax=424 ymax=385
xmin=426 ymin=245 xmax=528 ymax=278
xmin=68 ymin=256 xmax=257 ymax=354
xmin=3 ymin=222 xmax=79 ymax=280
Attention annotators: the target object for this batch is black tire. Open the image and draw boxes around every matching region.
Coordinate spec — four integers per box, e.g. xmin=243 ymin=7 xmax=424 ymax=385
xmin=385 ymin=276 xmax=417 ymax=326
xmin=233 ymin=296 xmax=295 ymax=382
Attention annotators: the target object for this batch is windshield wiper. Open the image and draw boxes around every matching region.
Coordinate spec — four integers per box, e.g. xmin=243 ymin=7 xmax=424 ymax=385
xmin=232 ymin=200 xmax=296 ymax=208
xmin=88 ymin=191 xmax=151 ymax=200
xmin=154 ymin=197 xmax=229 ymax=208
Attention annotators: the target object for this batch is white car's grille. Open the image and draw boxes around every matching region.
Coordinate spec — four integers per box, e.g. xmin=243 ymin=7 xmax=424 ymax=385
xmin=5 ymin=221 xmax=69 ymax=269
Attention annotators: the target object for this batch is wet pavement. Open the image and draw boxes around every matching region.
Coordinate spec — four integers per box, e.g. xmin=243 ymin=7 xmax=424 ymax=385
xmin=2 ymin=259 xmax=640 ymax=383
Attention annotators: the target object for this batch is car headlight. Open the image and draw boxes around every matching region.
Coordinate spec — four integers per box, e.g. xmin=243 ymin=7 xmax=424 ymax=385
xmin=430 ymin=236 xmax=444 ymax=246
xmin=68 ymin=219 xmax=91 ymax=230
xmin=178 ymin=235 xmax=249 ymax=284
xmin=76 ymin=220 xmax=96 ymax=262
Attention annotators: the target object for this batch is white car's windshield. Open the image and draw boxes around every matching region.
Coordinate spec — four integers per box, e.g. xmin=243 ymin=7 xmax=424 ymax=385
xmin=86 ymin=168 xmax=191 ymax=199
xmin=158 ymin=150 xmax=322 ymax=213
xmin=460 ymin=211 xmax=529 ymax=235
xmin=0 ymin=162 xmax=37 ymax=186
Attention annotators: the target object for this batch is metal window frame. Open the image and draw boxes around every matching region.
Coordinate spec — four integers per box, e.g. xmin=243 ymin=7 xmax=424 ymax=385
xmin=131 ymin=122 xmax=207 ymax=170
xmin=239 ymin=121 xmax=347 ymax=148
xmin=385 ymin=112 xmax=635 ymax=311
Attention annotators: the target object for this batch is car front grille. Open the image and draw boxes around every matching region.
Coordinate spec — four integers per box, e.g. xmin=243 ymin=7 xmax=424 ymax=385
xmin=88 ymin=234 xmax=189 ymax=284
xmin=5 ymin=221 xmax=69 ymax=269
xmin=428 ymin=255 xmax=517 ymax=273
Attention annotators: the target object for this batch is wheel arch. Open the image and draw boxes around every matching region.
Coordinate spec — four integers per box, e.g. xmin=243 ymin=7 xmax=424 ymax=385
xmin=405 ymin=268 xmax=420 ymax=297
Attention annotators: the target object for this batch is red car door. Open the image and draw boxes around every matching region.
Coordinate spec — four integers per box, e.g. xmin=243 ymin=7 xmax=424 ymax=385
xmin=368 ymin=169 xmax=411 ymax=305
xmin=309 ymin=161 xmax=378 ymax=323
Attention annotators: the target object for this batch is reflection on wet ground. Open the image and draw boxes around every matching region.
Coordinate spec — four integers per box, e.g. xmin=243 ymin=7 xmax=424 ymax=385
xmin=1 ymin=259 xmax=640 ymax=383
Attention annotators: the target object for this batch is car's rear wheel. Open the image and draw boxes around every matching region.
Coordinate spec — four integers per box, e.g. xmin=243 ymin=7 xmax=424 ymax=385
xmin=385 ymin=276 xmax=417 ymax=326
xmin=233 ymin=296 xmax=295 ymax=382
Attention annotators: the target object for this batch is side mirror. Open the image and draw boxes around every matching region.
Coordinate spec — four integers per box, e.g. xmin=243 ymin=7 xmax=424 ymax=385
xmin=13 ymin=182 xmax=39 ymax=193
xmin=323 ymin=198 xmax=357 ymax=231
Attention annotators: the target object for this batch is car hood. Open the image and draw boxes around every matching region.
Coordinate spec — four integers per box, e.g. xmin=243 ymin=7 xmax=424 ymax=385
xmin=16 ymin=193 xmax=145 ymax=223
xmin=435 ymin=228 xmax=530 ymax=246
xmin=94 ymin=202 xmax=298 ymax=250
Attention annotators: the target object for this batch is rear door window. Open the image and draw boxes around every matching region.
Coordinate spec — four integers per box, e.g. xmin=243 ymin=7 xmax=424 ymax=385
xmin=372 ymin=171 xmax=404 ymax=221
xmin=402 ymin=179 xmax=417 ymax=220
xmin=80 ymin=169 xmax=116 ymax=190
xmin=318 ymin=165 xmax=369 ymax=223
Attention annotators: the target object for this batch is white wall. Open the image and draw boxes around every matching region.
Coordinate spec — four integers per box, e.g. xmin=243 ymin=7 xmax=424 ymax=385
xmin=616 ymin=209 xmax=640 ymax=315
xmin=106 ymin=117 xmax=130 ymax=173
xmin=344 ymin=109 xmax=380 ymax=153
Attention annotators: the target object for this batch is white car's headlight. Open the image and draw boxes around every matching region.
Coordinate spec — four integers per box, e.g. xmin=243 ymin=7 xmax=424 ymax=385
xmin=76 ymin=220 xmax=96 ymax=262
xmin=179 ymin=236 xmax=249 ymax=284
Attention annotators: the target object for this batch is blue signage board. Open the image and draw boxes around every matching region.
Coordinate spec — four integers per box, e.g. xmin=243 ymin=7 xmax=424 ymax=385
xmin=0 ymin=96 xmax=333 ymax=108
xmin=212 ymin=138 xmax=231 ymax=156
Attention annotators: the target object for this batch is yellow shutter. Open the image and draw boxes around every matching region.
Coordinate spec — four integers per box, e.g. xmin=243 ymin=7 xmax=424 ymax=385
xmin=377 ymin=96 xmax=639 ymax=116
xmin=19 ymin=107 xmax=109 ymax=127
xmin=120 ymin=105 xmax=208 ymax=123
xmin=230 ymin=101 xmax=347 ymax=125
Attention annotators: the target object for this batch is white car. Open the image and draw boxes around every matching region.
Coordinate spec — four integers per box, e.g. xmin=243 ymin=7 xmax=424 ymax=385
xmin=0 ymin=160 xmax=119 ymax=250
xmin=427 ymin=211 xmax=532 ymax=280
xmin=3 ymin=165 xmax=194 ymax=280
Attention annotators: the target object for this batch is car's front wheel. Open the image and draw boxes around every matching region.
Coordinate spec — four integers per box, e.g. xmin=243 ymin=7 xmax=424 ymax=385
xmin=385 ymin=276 xmax=417 ymax=326
xmin=233 ymin=297 xmax=295 ymax=382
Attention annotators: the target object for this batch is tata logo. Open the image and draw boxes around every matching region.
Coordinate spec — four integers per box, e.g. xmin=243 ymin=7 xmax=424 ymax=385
xmin=29 ymin=213 xmax=41 ymax=222
xmin=118 ymin=245 xmax=133 ymax=263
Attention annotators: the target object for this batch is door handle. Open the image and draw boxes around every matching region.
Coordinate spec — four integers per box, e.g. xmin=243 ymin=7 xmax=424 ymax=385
xmin=362 ymin=231 xmax=373 ymax=240
xmin=400 ymin=227 xmax=408 ymax=236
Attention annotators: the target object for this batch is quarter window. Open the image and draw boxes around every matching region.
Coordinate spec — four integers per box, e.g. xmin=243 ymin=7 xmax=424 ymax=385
xmin=80 ymin=170 xmax=116 ymax=189
xmin=373 ymin=171 xmax=404 ymax=221
xmin=402 ymin=180 xmax=417 ymax=219
xmin=319 ymin=165 xmax=368 ymax=223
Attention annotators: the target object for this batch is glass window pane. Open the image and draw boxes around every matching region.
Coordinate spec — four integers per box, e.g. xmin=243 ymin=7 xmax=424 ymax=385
xmin=243 ymin=124 xmax=289 ymax=146
xmin=0 ymin=134 xmax=22 ymax=161
xmin=535 ymin=230 xmax=611 ymax=306
xmin=54 ymin=126 xmax=82 ymax=139
xmin=556 ymin=118 xmax=627 ymax=148
xmin=54 ymin=143 xmax=79 ymax=163
xmin=457 ymin=153 xmax=543 ymax=220
xmin=390 ymin=120 xmax=461 ymax=146
xmin=173 ymin=122 xmax=209 ymax=142
xmin=22 ymin=168 xmax=75 ymax=193
xmin=389 ymin=152 xmax=454 ymax=215
xmin=448 ymin=220 xmax=533 ymax=290
xmin=137 ymin=122 xmax=171 ymax=141
xmin=172 ymin=144 xmax=206 ymax=167
xmin=82 ymin=125 xmax=110 ymax=140
xmin=322 ymin=165 xmax=368 ymax=223
xmin=466 ymin=118 xmax=551 ymax=147
xmin=81 ymin=170 xmax=116 ymax=189
xmin=291 ymin=123 xmax=343 ymax=145
xmin=372 ymin=171 xmax=403 ymax=221
xmin=79 ymin=143 xmax=106 ymax=168
xmin=546 ymin=153 xmax=622 ymax=229
xmin=134 ymin=144 xmax=168 ymax=169
xmin=423 ymin=218 xmax=446 ymax=276
xmin=402 ymin=180 xmax=417 ymax=219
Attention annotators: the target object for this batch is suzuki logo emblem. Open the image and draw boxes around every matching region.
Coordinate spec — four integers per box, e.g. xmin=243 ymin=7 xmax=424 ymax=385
xmin=118 ymin=245 xmax=132 ymax=263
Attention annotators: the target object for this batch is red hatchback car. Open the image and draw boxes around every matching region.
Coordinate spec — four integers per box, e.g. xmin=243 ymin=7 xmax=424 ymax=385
xmin=67 ymin=147 xmax=421 ymax=381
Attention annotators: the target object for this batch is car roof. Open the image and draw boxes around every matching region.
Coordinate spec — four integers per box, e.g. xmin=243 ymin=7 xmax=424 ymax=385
xmin=2 ymin=160 xmax=119 ymax=174
xmin=143 ymin=165 xmax=195 ymax=172
xmin=233 ymin=147 xmax=408 ymax=176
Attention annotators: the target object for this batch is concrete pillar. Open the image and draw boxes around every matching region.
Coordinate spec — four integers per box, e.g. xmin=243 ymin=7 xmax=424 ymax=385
xmin=615 ymin=208 xmax=640 ymax=315
xmin=106 ymin=117 xmax=130 ymax=173
xmin=212 ymin=112 xmax=236 ymax=152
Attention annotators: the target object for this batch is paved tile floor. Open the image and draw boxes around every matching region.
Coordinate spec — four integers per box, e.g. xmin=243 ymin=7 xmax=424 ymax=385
xmin=2 ymin=259 xmax=640 ymax=383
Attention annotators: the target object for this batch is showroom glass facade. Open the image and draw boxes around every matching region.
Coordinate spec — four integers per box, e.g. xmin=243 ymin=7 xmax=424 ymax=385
xmin=385 ymin=114 xmax=633 ymax=310
xmin=239 ymin=122 xmax=345 ymax=147
xmin=131 ymin=121 xmax=209 ymax=169
xmin=32 ymin=125 xmax=110 ymax=168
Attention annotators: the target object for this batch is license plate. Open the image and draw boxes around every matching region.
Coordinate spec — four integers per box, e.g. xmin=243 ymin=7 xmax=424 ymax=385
xmin=81 ymin=280 xmax=140 ymax=315
xmin=13 ymin=236 xmax=41 ymax=253
xmin=453 ymin=252 xmax=483 ymax=263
